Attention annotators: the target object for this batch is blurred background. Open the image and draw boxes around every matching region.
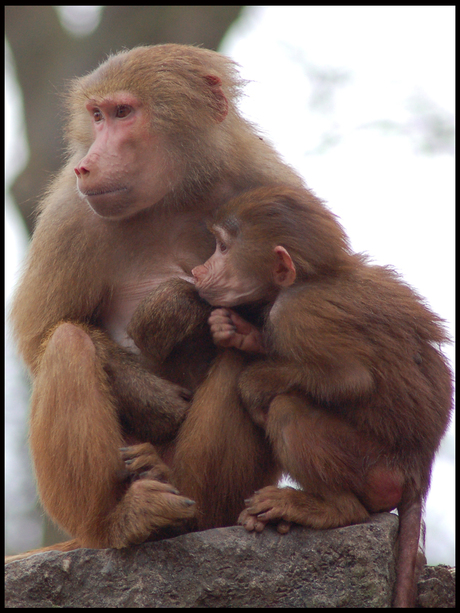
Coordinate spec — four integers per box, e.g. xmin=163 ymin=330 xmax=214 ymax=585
xmin=5 ymin=6 xmax=454 ymax=564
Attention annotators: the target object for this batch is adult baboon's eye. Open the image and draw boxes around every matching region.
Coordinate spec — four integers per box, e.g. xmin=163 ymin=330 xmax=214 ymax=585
xmin=116 ymin=105 xmax=132 ymax=118
xmin=92 ymin=108 xmax=103 ymax=122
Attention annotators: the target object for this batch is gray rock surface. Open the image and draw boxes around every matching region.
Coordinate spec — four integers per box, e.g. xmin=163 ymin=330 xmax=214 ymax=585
xmin=4 ymin=513 xmax=403 ymax=608
xmin=417 ymin=564 xmax=456 ymax=608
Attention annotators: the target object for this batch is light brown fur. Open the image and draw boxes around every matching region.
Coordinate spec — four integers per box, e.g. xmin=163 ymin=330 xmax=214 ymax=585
xmin=9 ymin=45 xmax=303 ymax=557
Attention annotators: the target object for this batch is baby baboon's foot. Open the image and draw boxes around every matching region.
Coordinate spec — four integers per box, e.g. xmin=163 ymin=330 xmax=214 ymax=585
xmin=238 ymin=486 xmax=296 ymax=533
xmin=238 ymin=485 xmax=369 ymax=532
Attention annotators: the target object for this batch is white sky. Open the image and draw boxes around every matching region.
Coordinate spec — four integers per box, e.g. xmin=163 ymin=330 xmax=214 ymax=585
xmin=5 ymin=6 xmax=454 ymax=564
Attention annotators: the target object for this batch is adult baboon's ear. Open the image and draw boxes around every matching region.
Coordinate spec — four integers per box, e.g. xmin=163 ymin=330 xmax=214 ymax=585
xmin=204 ymin=75 xmax=228 ymax=122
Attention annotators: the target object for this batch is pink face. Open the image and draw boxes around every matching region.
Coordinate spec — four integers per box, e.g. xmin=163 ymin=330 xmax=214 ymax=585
xmin=192 ymin=228 xmax=270 ymax=307
xmin=74 ymin=92 xmax=177 ymax=220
